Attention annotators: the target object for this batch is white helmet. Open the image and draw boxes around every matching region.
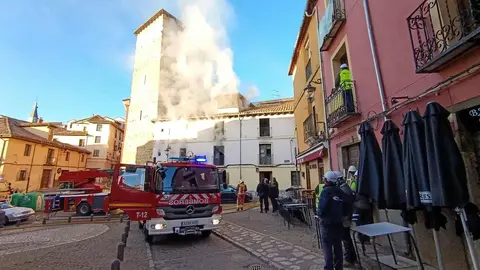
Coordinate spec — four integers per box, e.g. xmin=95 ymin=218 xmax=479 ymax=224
xmin=348 ymin=166 xmax=357 ymax=173
xmin=354 ymin=171 xmax=358 ymax=177
xmin=340 ymin=63 xmax=348 ymax=69
xmin=323 ymin=171 xmax=338 ymax=183
xmin=334 ymin=171 xmax=344 ymax=180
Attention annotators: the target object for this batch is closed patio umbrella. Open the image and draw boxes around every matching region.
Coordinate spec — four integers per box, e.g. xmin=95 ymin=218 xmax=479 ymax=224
xmin=403 ymin=110 xmax=447 ymax=270
xmin=381 ymin=119 xmax=406 ymax=210
xmin=357 ymin=121 xmax=385 ymax=209
xmin=423 ymin=102 xmax=479 ymax=269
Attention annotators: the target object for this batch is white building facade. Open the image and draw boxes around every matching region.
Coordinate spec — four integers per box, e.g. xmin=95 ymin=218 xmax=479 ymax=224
xmin=152 ymin=99 xmax=298 ymax=191
xmin=54 ymin=115 xmax=125 ymax=170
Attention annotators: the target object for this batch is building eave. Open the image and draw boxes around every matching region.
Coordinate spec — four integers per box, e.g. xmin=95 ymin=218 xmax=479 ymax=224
xmin=133 ymin=9 xmax=180 ymax=35
xmin=288 ymin=0 xmax=318 ymax=76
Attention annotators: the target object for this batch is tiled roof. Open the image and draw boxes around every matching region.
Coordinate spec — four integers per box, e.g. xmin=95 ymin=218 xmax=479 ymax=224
xmin=0 ymin=116 xmax=90 ymax=154
xmin=72 ymin=115 xmax=123 ymax=129
xmin=153 ymin=98 xmax=294 ymax=121
xmin=133 ymin=9 xmax=181 ymax=35
xmin=53 ymin=129 xmax=88 ymax=136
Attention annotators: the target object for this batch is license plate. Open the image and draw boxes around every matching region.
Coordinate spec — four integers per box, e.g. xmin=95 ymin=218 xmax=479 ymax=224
xmin=181 ymin=220 xmax=199 ymax=226
xmin=175 ymin=226 xmax=199 ymax=235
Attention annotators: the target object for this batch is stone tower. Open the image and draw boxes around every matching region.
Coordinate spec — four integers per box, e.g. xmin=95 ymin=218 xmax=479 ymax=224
xmin=121 ymin=9 xmax=182 ymax=164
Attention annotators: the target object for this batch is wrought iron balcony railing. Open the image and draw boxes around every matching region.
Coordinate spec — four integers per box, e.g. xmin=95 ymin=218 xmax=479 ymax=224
xmin=325 ymin=80 xmax=359 ymax=127
xmin=303 ymin=114 xmax=326 ymax=146
xmin=319 ymin=0 xmax=346 ymax=51
xmin=407 ymin=0 xmax=480 ymax=73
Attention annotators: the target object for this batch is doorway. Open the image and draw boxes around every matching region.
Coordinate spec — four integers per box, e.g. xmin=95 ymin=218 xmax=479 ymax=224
xmin=41 ymin=169 xmax=52 ymax=188
xmin=259 ymin=171 xmax=272 ymax=183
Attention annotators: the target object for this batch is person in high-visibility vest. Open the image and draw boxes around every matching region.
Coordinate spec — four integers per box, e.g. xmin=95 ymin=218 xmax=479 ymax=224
xmin=236 ymin=181 xmax=247 ymax=211
xmin=335 ymin=63 xmax=355 ymax=113
xmin=314 ymin=181 xmax=325 ymax=210
xmin=346 ymin=165 xmax=357 ymax=191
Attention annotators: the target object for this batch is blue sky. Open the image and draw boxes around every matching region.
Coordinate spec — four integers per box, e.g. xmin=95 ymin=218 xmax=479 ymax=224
xmin=0 ymin=1 xmax=305 ymax=122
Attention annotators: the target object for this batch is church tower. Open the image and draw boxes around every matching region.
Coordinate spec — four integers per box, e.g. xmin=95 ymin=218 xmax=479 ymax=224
xmin=27 ymin=102 xmax=39 ymax=123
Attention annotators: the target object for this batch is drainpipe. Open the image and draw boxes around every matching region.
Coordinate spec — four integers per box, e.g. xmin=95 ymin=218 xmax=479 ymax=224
xmin=363 ymin=0 xmax=388 ymax=116
xmin=25 ymin=144 xmax=38 ymax=193
xmin=319 ymin=51 xmax=333 ymax=170
xmin=239 ymin=113 xmax=243 ymax=181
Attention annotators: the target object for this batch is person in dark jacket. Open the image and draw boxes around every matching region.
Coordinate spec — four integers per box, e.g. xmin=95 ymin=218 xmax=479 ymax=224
xmin=317 ymin=171 xmax=346 ymax=270
xmin=269 ymin=178 xmax=280 ymax=213
xmin=335 ymin=171 xmax=357 ymax=266
xmin=352 ymin=171 xmax=373 ymax=245
xmin=257 ymin=178 xmax=270 ymax=213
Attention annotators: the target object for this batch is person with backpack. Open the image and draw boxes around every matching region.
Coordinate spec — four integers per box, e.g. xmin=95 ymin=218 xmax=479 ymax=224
xmin=317 ymin=171 xmax=346 ymax=270
xmin=335 ymin=171 xmax=357 ymax=266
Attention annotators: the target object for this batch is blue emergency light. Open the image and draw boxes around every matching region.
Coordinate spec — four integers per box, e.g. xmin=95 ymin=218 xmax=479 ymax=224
xmin=167 ymin=155 xmax=207 ymax=164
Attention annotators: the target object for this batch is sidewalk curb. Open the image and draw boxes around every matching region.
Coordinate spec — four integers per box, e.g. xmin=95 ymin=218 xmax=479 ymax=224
xmin=145 ymin=243 xmax=155 ymax=269
xmin=213 ymin=229 xmax=286 ymax=270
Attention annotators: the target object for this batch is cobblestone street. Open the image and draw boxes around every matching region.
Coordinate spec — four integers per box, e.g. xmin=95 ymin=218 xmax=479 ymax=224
xmin=150 ymin=233 xmax=272 ymax=270
xmin=0 ymin=223 xmax=149 ymax=270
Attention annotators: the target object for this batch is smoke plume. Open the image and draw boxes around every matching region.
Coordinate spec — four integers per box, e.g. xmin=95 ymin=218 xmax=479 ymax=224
xmin=156 ymin=0 xmax=241 ymax=120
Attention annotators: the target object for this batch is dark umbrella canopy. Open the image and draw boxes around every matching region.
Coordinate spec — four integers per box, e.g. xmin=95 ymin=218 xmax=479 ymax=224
xmin=381 ymin=120 xmax=406 ymax=210
xmin=357 ymin=121 xmax=385 ymax=209
xmin=402 ymin=110 xmax=431 ymax=210
xmin=423 ymin=102 xmax=470 ymax=208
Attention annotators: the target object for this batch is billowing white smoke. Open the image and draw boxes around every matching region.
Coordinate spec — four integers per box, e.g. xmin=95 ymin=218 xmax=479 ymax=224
xmin=158 ymin=0 xmax=240 ymax=120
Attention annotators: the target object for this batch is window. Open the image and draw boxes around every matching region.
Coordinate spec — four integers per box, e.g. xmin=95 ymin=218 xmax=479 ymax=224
xmin=79 ymin=139 xmax=85 ymax=147
xmin=259 ymin=118 xmax=270 ymax=137
xmin=214 ymin=121 xmax=225 ymax=136
xmin=291 ymin=171 xmax=300 ymax=186
xmin=179 ymin=148 xmax=187 ymax=157
xmin=81 ymin=154 xmax=85 ymax=162
xmin=96 ymin=124 xmax=102 ymax=131
xmin=18 ymin=169 xmax=27 ymax=181
xmin=24 ymin=144 xmax=32 ymax=156
xmin=119 ymin=166 xmax=146 ymax=191
xmin=140 ymin=110 xmax=143 ymax=120
xmin=46 ymin=149 xmax=55 ymax=165
xmin=83 ymin=126 xmax=87 ymax=131
xmin=93 ymin=150 xmax=100 ymax=157
xmin=259 ymin=144 xmax=272 ymax=165
xmin=115 ymin=130 xmax=117 ymax=138
xmin=65 ymin=152 xmax=70 ymax=161
xmin=69 ymin=123 xmax=73 ymax=128
xmin=114 ymin=145 xmax=117 ymax=151
xmin=213 ymin=146 xmax=225 ymax=166
xmin=304 ymin=38 xmax=312 ymax=80
xmin=95 ymin=136 xmax=101 ymax=143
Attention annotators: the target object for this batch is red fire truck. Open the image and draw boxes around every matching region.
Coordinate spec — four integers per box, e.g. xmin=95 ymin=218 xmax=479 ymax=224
xmin=108 ymin=155 xmax=222 ymax=243
xmin=43 ymin=170 xmax=112 ymax=216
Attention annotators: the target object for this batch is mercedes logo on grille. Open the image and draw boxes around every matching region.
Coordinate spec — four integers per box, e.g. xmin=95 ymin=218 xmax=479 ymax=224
xmin=186 ymin=205 xmax=195 ymax=215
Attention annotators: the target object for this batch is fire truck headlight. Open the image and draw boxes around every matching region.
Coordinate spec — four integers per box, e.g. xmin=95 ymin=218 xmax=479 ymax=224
xmin=212 ymin=218 xmax=220 ymax=225
xmin=153 ymin=223 xmax=166 ymax=230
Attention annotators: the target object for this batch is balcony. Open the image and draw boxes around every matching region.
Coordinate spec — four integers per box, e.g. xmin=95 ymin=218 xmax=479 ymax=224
xmin=45 ymin=157 xmax=56 ymax=166
xmin=325 ymin=80 xmax=360 ymax=127
xmin=407 ymin=0 xmax=480 ymax=73
xmin=303 ymin=114 xmax=326 ymax=147
xmin=305 ymin=59 xmax=312 ymax=81
xmin=319 ymin=0 xmax=346 ymax=51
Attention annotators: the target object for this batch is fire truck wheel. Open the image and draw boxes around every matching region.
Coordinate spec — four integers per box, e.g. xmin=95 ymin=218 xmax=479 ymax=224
xmin=201 ymin=230 xmax=212 ymax=237
xmin=76 ymin=202 xmax=92 ymax=216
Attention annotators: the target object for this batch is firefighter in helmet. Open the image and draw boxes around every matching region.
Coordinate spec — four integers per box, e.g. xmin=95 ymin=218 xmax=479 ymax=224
xmin=236 ymin=181 xmax=247 ymax=211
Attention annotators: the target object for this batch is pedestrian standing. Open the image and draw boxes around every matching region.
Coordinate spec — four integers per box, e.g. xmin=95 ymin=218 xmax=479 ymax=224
xmin=335 ymin=171 xmax=357 ymax=266
xmin=317 ymin=171 xmax=346 ymax=270
xmin=236 ymin=181 xmax=247 ymax=211
xmin=257 ymin=178 xmax=270 ymax=213
xmin=269 ymin=178 xmax=279 ymax=213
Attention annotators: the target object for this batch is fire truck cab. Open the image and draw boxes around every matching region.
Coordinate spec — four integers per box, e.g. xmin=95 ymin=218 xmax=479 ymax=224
xmin=110 ymin=155 xmax=222 ymax=243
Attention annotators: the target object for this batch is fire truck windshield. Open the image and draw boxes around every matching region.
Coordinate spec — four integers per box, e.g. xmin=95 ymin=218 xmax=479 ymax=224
xmin=119 ymin=167 xmax=146 ymax=191
xmin=161 ymin=166 xmax=219 ymax=194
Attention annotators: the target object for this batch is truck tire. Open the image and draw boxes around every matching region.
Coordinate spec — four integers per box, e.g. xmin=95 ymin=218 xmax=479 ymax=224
xmin=76 ymin=202 xmax=91 ymax=216
xmin=144 ymin=227 xmax=153 ymax=244
xmin=201 ymin=230 xmax=212 ymax=237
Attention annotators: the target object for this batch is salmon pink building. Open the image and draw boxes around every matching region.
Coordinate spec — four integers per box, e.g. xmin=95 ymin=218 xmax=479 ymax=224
xmin=313 ymin=0 xmax=480 ymax=268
